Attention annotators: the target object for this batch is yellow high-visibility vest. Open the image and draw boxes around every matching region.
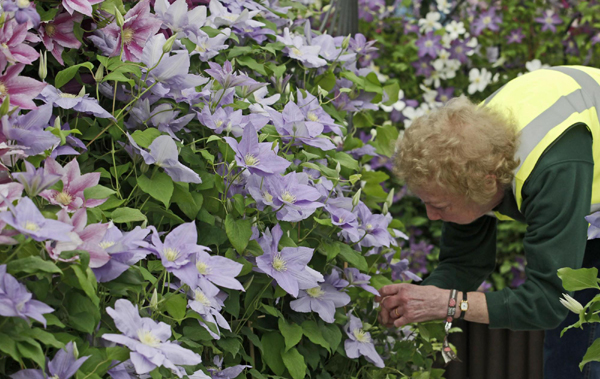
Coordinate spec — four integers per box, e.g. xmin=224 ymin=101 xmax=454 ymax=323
xmin=483 ymin=66 xmax=600 ymax=220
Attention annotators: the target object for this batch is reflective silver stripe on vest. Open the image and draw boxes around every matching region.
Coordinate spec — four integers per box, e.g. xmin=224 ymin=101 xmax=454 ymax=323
xmin=513 ymin=67 xmax=600 ymax=177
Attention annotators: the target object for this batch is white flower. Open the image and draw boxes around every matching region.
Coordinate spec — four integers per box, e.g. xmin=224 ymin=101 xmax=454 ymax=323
xmin=525 ymin=59 xmax=550 ymax=72
xmin=468 ymin=68 xmax=492 ymax=94
xmin=445 ymin=21 xmax=466 ymax=40
xmin=418 ymin=12 xmax=442 ymax=33
xmin=559 ymin=293 xmax=584 ymax=314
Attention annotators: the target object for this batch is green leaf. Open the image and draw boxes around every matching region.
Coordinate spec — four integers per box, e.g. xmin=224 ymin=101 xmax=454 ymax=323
xmin=111 ymin=207 xmax=147 ymax=223
xmin=55 ymin=62 xmax=94 ymax=89
xmin=7 ymin=256 xmax=61 ymax=275
xmin=72 ymin=265 xmax=100 ymax=307
xmin=84 ymin=185 xmax=116 ymax=200
xmin=17 ymin=340 xmax=45 ymax=368
xmin=281 ymin=348 xmax=307 ymax=379
xmin=138 ymin=172 xmax=174 ymax=208
xmin=261 ymin=332 xmax=286 ymax=376
xmin=278 ymin=318 xmax=303 ymax=352
xmin=301 ymin=320 xmax=330 ymax=351
xmin=164 ymin=294 xmax=187 ymax=322
xmin=319 ymin=322 xmax=342 ymax=352
xmin=0 ymin=333 xmax=20 ymax=361
xmin=225 ymin=214 xmax=252 ymax=253
xmin=580 ymin=337 xmax=600 ymax=370
xmin=337 ymin=243 xmax=368 ymax=272
xmin=558 ymin=267 xmax=600 ymax=291
xmin=131 ymin=129 xmax=163 ymax=148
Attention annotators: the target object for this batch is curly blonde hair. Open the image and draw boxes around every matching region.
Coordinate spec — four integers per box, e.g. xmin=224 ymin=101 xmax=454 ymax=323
xmin=394 ymin=96 xmax=520 ymax=204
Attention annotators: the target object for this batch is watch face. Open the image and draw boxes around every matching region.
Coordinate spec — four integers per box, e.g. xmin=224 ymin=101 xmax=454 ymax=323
xmin=460 ymin=302 xmax=468 ymax=311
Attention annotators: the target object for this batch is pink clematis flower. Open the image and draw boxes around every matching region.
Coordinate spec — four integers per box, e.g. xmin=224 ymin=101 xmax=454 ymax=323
xmin=0 ymin=62 xmax=47 ymax=110
xmin=40 ymin=158 xmax=106 ymax=212
xmin=62 ymin=0 xmax=104 ymax=17
xmin=39 ymin=12 xmax=83 ymax=65
xmin=104 ymin=0 xmax=163 ymax=62
xmin=0 ymin=19 xmax=39 ymax=66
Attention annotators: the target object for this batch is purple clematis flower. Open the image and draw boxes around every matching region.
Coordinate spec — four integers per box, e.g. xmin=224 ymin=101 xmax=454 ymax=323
xmin=62 ymin=0 xmax=103 ymax=17
xmin=270 ymin=172 xmax=323 ymax=222
xmin=92 ymin=225 xmax=151 ymax=282
xmin=0 ymin=62 xmax=47 ymax=110
xmin=535 ymin=9 xmax=562 ymax=33
xmin=471 ymin=7 xmax=502 ymax=35
xmin=205 ymin=61 xmax=255 ymax=90
xmin=103 ymin=0 xmax=163 ymax=62
xmin=40 ymin=158 xmax=106 ymax=211
xmin=103 ymin=299 xmax=202 ymax=378
xmin=148 ymin=222 xmax=206 ymax=271
xmin=174 ymin=248 xmax=244 ymax=291
xmin=0 ymin=264 xmax=55 ymax=326
xmin=126 ymin=134 xmax=202 ymax=183
xmin=1 ymin=104 xmax=60 ymax=156
xmin=141 ymin=34 xmax=209 ymax=98
xmin=344 ymin=314 xmax=385 ymax=368
xmin=0 ymin=19 xmax=39 ymax=66
xmin=290 ymin=281 xmax=350 ymax=323
xmin=269 ymin=101 xmax=335 ymax=150
xmin=507 ymin=28 xmax=525 ymax=44
xmin=37 ymin=85 xmax=114 ymax=119
xmin=415 ymin=31 xmax=442 ymax=59
xmin=0 ymin=197 xmax=73 ymax=242
xmin=10 ymin=341 xmax=90 ymax=379
xmin=39 ymin=12 xmax=83 ymax=66
xmin=2 ymin=0 xmax=41 ymax=28
xmin=207 ymin=356 xmax=251 ymax=379
xmin=344 ymin=268 xmax=379 ymax=295
xmin=256 ymin=224 xmax=323 ymax=297
xmin=223 ymin=125 xmax=290 ymax=176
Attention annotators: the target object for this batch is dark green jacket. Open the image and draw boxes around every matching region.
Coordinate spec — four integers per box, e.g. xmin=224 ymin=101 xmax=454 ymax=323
xmin=422 ymin=124 xmax=594 ymax=330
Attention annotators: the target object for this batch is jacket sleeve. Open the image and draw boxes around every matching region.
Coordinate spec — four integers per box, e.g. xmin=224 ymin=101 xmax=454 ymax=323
xmin=421 ymin=216 xmax=497 ymax=292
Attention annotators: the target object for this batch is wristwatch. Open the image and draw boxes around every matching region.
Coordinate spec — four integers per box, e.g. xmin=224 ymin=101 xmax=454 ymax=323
xmin=458 ymin=292 xmax=468 ymax=320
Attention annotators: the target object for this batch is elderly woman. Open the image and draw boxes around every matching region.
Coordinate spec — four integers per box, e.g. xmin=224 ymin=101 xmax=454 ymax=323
xmin=376 ymin=66 xmax=600 ymax=378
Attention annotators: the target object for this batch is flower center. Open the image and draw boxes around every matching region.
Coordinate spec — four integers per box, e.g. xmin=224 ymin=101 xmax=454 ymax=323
xmin=244 ymin=154 xmax=260 ymax=167
xmin=306 ymin=286 xmax=325 ymax=298
xmin=281 ymin=191 xmax=296 ymax=204
xmin=353 ymin=329 xmax=371 ymax=343
xmin=194 ymin=289 xmax=212 ymax=306
xmin=291 ymin=47 xmax=303 ymax=56
xmin=196 ymin=261 xmax=209 ymax=275
xmin=272 ymin=253 xmax=287 ymax=272
xmin=263 ymin=191 xmax=273 ymax=203
xmin=164 ymin=247 xmax=179 ymax=262
xmin=16 ymin=0 xmax=30 ymax=8
xmin=137 ymin=329 xmax=161 ymax=347
xmin=307 ymin=112 xmax=319 ymax=122
xmin=23 ymin=221 xmax=40 ymax=232
xmin=99 ymin=241 xmax=115 ymax=249
xmin=122 ymin=28 xmax=135 ymax=44
xmin=60 ymin=93 xmax=79 ymax=99
xmin=45 ymin=24 xmax=56 ymax=37
xmin=55 ymin=191 xmax=73 ymax=206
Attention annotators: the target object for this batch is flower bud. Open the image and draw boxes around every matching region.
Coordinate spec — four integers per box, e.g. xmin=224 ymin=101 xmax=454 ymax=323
xmin=38 ymin=50 xmax=47 ymax=82
xmin=95 ymin=64 xmax=104 ymax=82
xmin=0 ymin=95 xmax=10 ymax=117
xmin=352 ymin=188 xmax=362 ymax=208
xmin=342 ymin=34 xmax=351 ymax=50
xmin=163 ymin=34 xmax=177 ymax=54
xmin=385 ymin=188 xmax=395 ymax=208
xmin=72 ymin=342 xmax=79 ymax=359
xmin=114 ymin=6 xmax=125 ymax=27
xmin=150 ymin=288 xmax=158 ymax=311
xmin=559 ymin=293 xmax=584 ymax=314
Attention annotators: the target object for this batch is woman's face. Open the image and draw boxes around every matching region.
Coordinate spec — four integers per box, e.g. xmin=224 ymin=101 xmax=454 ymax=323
xmin=412 ymin=186 xmax=496 ymax=225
